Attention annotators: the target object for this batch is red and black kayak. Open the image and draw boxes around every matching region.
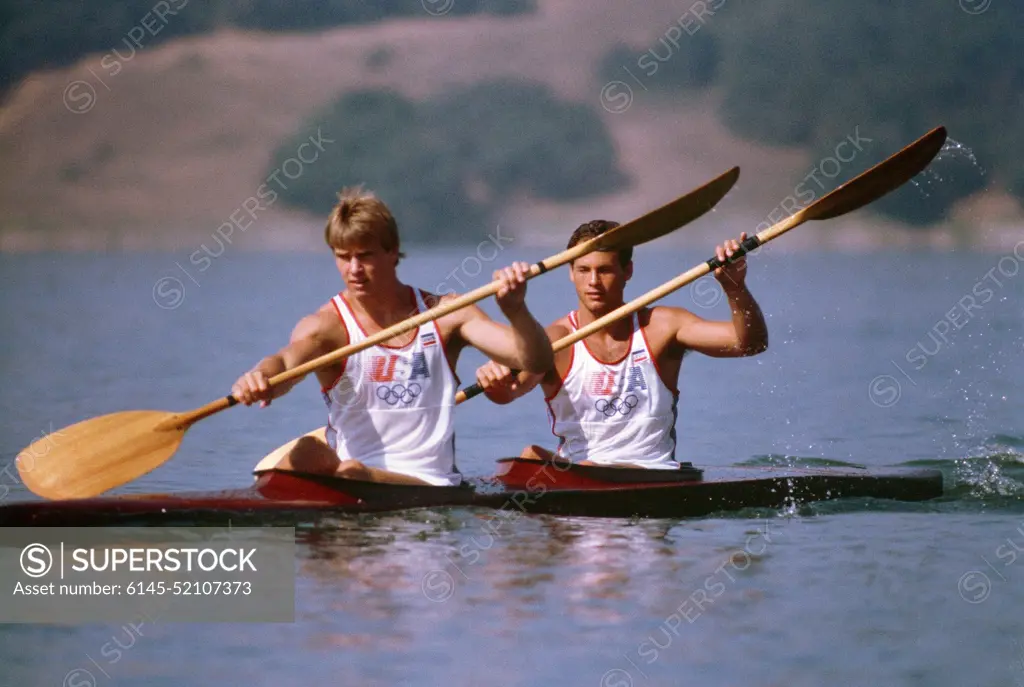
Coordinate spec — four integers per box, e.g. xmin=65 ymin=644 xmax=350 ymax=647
xmin=0 ymin=458 xmax=944 ymax=526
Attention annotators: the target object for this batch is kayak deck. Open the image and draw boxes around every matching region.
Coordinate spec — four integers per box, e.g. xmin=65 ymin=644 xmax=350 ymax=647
xmin=0 ymin=459 xmax=944 ymax=526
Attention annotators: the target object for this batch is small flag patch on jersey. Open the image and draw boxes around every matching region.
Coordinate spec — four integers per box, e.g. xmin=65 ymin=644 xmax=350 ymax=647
xmin=631 ymin=349 xmax=648 ymax=363
xmin=421 ymin=332 xmax=437 ymax=347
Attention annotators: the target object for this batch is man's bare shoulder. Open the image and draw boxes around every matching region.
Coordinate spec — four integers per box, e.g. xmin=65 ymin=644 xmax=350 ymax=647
xmin=418 ymin=290 xmax=467 ymax=313
xmin=546 ymin=315 xmax=573 ymax=341
xmin=641 ymin=306 xmax=704 ymax=347
xmin=413 ymin=289 xmax=482 ymax=345
xmin=419 ymin=289 xmax=446 ymax=310
xmin=291 ymin=301 xmax=347 ymax=345
xmin=645 ymin=304 xmax=701 ymax=327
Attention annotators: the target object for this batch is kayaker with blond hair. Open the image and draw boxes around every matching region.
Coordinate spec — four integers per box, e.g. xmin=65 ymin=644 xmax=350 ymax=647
xmin=232 ymin=186 xmax=553 ymax=485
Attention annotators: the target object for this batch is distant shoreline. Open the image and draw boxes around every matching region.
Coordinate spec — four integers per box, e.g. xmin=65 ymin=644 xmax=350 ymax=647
xmin=1 ymin=217 xmax=1020 ymax=254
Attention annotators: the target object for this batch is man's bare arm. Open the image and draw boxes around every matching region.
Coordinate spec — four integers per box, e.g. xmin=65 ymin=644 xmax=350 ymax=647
xmin=673 ymin=232 xmax=768 ymax=358
xmin=453 ymin=262 xmax=554 ymax=374
xmin=457 ymin=305 xmax=554 ymax=373
xmin=475 ymin=321 xmax=570 ymax=404
xmin=671 ymin=287 xmax=768 ymax=358
xmin=232 ymin=307 xmax=344 ymax=406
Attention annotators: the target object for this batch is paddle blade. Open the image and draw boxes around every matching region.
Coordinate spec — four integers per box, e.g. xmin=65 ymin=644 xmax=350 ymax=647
xmin=16 ymin=410 xmax=185 ymax=500
xmin=252 ymin=426 xmax=327 ymax=475
xmin=808 ymin=127 xmax=947 ymax=221
xmin=592 ymin=166 xmax=740 ymax=252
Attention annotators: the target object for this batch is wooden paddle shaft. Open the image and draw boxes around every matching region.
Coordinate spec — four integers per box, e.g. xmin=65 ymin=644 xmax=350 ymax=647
xmin=164 ymin=167 xmax=741 ymax=429
xmin=455 ymin=254 xmax=736 ymax=403
xmin=569 ymin=129 xmax=948 ymax=335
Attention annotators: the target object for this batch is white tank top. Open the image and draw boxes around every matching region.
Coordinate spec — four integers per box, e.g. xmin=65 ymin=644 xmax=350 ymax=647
xmin=321 ymin=287 xmax=462 ymax=486
xmin=545 ymin=311 xmax=679 ymax=468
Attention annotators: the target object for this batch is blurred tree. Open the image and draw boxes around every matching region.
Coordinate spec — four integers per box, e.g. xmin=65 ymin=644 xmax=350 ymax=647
xmin=428 ymin=79 xmax=627 ymax=200
xmin=232 ymin=0 xmax=535 ymax=29
xmin=714 ymin=0 xmax=1024 ymax=224
xmin=265 ymin=89 xmax=483 ymax=243
xmin=268 ymin=81 xmax=627 ymax=242
xmin=597 ymin=28 xmax=720 ymax=93
xmin=0 ymin=0 xmax=535 ymax=96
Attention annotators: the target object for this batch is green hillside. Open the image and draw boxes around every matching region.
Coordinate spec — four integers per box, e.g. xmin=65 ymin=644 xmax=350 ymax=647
xmin=598 ymin=0 xmax=1024 ymax=226
xmin=1 ymin=0 xmax=1020 ymax=244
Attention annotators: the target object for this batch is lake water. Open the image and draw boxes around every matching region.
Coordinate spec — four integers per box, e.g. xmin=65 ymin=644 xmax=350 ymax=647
xmin=1 ymin=242 xmax=1023 ymax=686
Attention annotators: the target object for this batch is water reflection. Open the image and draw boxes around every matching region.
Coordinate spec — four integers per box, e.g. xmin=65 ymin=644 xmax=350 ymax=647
xmin=290 ymin=507 xmax=700 ymax=629
xmin=292 ymin=514 xmax=450 ymax=654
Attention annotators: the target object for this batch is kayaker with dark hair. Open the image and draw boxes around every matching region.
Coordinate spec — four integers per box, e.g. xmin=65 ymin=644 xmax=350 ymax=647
xmin=231 ymin=185 xmax=554 ymax=485
xmin=475 ymin=220 xmax=768 ymax=468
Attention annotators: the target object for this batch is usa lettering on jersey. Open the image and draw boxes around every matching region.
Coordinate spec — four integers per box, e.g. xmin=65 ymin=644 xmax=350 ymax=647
xmin=588 ymin=371 xmax=616 ymax=396
xmin=365 ymin=353 xmax=431 ymax=383
xmin=587 ymin=368 xmax=647 ymax=396
xmin=625 ymin=365 xmax=647 ymax=392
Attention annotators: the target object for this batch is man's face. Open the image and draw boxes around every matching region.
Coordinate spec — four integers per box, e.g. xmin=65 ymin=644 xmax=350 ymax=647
xmin=333 ymin=239 xmax=398 ymax=296
xmin=570 ymin=251 xmax=632 ymax=312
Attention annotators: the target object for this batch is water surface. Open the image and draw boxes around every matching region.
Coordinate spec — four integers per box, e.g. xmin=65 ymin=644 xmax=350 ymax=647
xmin=1 ymin=245 xmax=1022 ymax=686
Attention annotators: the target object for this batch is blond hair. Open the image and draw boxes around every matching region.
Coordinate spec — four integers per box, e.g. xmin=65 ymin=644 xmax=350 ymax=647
xmin=324 ymin=185 xmax=405 ymax=262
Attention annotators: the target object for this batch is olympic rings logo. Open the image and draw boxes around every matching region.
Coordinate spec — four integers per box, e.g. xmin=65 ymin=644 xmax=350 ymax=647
xmin=376 ymin=383 xmax=422 ymax=406
xmin=594 ymin=395 xmax=638 ymax=417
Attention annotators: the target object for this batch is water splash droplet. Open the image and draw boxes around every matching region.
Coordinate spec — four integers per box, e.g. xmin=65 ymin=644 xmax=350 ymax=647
xmin=908 ymin=136 xmax=986 ymax=197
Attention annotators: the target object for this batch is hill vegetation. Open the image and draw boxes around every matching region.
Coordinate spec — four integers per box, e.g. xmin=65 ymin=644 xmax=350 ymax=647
xmin=271 ymin=81 xmax=626 ymax=240
xmin=0 ymin=0 xmax=534 ymax=94
xmin=598 ymin=0 xmax=1024 ymax=227
xmin=0 ymin=0 xmax=1020 ymax=249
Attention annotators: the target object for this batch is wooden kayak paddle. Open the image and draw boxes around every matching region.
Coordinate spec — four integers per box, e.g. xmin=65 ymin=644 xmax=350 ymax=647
xmin=454 ymin=125 xmax=950 ymax=402
xmin=17 ymin=167 xmax=740 ymax=500
xmin=252 ymin=126 xmax=948 ymax=475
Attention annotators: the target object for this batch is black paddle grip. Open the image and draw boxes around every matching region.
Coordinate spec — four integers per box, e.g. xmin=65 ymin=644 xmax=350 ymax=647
xmin=460 ymin=368 xmax=522 ymax=402
xmin=705 ymin=234 xmax=762 ymax=271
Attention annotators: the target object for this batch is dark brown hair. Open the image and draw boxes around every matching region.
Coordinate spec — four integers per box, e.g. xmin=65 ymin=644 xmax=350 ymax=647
xmin=567 ymin=220 xmax=630 ymax=268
